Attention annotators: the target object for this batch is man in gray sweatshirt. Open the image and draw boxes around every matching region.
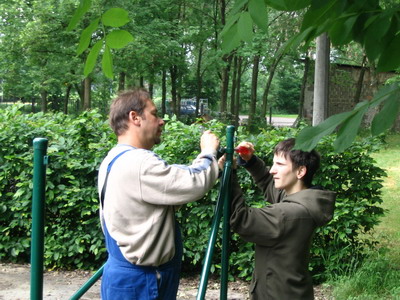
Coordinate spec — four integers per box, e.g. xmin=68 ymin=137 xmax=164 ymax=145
xmin=98 ymin=88 xmax=220 ymax=300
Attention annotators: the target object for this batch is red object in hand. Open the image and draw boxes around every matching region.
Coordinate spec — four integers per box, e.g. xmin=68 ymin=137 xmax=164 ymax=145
xmin=234 ymin=146 xmax=250 ymax=155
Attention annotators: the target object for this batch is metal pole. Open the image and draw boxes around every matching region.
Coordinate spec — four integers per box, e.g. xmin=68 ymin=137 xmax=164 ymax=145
xmin=196 ymin=126 xmax=235 ymax=300
xmin=220 ymin=125 xmax=234 ymax=300
xmin=30 ymin=138 xmax=48 ymax=300
xmin=70 ymin=264 xmax=104 ymax=300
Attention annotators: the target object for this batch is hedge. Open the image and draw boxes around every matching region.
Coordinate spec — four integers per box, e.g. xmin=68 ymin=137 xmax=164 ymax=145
xmin=0 ymin=105 xmax=385 ymax=282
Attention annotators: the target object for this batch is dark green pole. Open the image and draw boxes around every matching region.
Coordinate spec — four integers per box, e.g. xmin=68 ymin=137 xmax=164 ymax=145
xmin=196 ymin=126 xmax=235 ymax=300
xmin=220 ymin=125 xmax=234 ymax=300
xmin=70 ymin=264 xmax=104 ymax=300
xmin=30 ymin=138 xmax=48 ymax=300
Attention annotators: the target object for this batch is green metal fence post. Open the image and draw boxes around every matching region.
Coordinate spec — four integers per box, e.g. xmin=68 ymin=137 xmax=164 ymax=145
xmin=30 ymin=138 xmax=48 ymax=300
xmin=70 ymin=264 xmax=104 ymax=300
xmin=220 ymin=125 xmax=234 ymax=300
xmin=196 ymin=126 xmax=235 ymax=300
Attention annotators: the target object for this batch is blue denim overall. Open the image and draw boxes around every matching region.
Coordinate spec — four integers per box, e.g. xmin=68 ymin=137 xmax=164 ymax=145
xmin=100 ymin=148 xmax=183 ymax=300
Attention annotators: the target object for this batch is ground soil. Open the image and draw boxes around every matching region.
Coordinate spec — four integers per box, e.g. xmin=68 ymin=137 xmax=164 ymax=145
xmin=0 ymin=262 xmax=332 ymax=299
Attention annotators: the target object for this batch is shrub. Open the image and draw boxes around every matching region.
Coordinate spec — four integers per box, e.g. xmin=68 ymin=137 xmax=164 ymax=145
xmin=0 ymin=105 xmax=386 ymax=283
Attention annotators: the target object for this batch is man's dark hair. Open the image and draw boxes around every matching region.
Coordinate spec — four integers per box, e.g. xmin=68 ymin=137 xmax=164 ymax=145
xmin=274 ymin=138 xmax=320 ymax=187
xmin=109 ymin=88 xmax=150 ymax=136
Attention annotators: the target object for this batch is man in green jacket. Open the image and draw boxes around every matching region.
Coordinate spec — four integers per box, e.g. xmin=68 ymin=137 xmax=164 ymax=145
xmin=224 ymin=138 xmax=336 ymax=300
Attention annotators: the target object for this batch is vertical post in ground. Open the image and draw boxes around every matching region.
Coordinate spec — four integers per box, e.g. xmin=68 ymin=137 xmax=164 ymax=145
xmin=220 ymin=125 xmax=234 ymax=300
xmin=30 ymin=138 xmax=48 ymax=300
xmin=196 ymin=126 xmax=235 ymax=300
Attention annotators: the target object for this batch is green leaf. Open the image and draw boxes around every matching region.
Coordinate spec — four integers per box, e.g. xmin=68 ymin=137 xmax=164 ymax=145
xmin=230 ymin=0 xmax=248 ymax=16
xmin=105 ymin=30 xmax=134 ymax=49
xmin=276 ymin=27 xmax=314 ymax=58
xmin=369 ymin=83 xmax=400 ymax=110
xmin=101 ymin=8 xmax=130 ymax=27
xmin=77 ymin=18 xmax=100 ymax=55
xmin=329 ymin=15 xmax=357 ymax=46
xmin=221 ymin=23 xmax=241 ymax=53
xmin=266 ymin=0 xmax=310 ymax=11
xmin=371 ymin=93 xmax=400 ymax=136
xmin=67 ymin=0 xmax=92 ymax=31
xmin=238 ymin=12 xmax=253 ymax=43
xmin=376 ymin=32 xmax=400 ymax=72
xmin=295 ymin=110 xmax=353 ymax=151
xmin=84 ymin=40 xmax=103 ymax=77
xmin=249 ymin=0 xmax=268 ymax=32
xmin=334 ymin=101 xmax=369 ymax=152
xmin=364 ymin=13 xmax=392 ymax=62
xmin=221 ymin=13 xmax=241 ymax=37
xmin=301 ymin=1 xmax=336 ymax=31
xmin=102 ymin=45 xmax=113 ymax=79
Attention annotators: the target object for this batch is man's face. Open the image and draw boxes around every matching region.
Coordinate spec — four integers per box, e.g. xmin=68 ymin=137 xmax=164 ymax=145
xmin=269 ymin=152 xmax=300 ymax=194
xmin=139 ymin=99 xmax=164 ymax=149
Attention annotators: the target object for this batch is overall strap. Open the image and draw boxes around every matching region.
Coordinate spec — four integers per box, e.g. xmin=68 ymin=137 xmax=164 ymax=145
xmin=100 ymin=149 xmax=133 ymax=208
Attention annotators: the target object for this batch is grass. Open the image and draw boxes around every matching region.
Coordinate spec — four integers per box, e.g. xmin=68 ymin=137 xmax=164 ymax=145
xmin=271 ymin=114 xmax=297 ymax=119
xmin=328 ymin=133 xmax=400 ymax=300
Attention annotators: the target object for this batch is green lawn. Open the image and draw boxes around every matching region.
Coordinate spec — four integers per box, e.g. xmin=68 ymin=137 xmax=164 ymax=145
xmin=329 ymin=133 xmax=400 ymax=299
xmin=271 ymin=114 xmax=297 ymax=119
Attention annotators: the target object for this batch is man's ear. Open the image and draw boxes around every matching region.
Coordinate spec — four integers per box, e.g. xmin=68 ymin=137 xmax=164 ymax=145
xmin=297 ymin=166 xmax=307 ymax=180
xmin=129 ymin=111 xmax=141 ymax=126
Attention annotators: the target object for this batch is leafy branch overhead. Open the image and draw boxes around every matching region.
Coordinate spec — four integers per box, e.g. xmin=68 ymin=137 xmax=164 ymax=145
xmin=67 ymin=0 xmax=134 ymax=79
xmin=222 ymin=0 xmax=400 ymax=152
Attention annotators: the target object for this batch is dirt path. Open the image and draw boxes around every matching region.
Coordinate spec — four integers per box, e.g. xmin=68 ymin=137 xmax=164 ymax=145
xmin=0 ymin=263 xmax=249 ymax=300
xmin=0 ymin=263 xmax=332 ymax=300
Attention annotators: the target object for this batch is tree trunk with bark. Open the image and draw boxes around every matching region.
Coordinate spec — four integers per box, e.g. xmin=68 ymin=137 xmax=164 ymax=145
xmin=63 ymin=84 xmax=72 ymax=114
xmin=170 ymin=65 xmax=178 ymax=115
xmin=298 ymin=55 xmax=310 ymax=119
xmin=118 ymin=72 xmax=126 ymax=91
xmin=234 ymin=56 xmax=243 ymax=128
xmin=230 ymin=55 xmax=238 ymax=117
xmin=195 ymin=43 xmax=204 ymax=118
xmin=353 ymin=55 xmax=367 ymax=104
xmin=248 ymin=55 xmax=260 ymax=128
xmin=162 ymin=69 xmax=167 ymax=116
xmin=83 ymin=77 xmax=91 ymax=110
xmin=40 ymin=89 xmax=47 ymax=113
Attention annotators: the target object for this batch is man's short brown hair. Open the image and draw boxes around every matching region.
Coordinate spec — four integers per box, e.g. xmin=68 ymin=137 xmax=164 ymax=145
xmin=109 ymin=88 xmax=150 ymax=136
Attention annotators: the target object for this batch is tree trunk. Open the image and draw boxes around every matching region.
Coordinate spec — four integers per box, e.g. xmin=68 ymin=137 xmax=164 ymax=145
xmin=40 ymin=89 xmax=47 ymax=113
xmin=313 ymin=33 xmax=330 ymax=126
xmin=298 ymin=55 xmax=310 ymax=119
xmin=63 ymin=84 xmax=72 ymax=114
xmin=248 ymin=55 xmax=260 ymax=128
xmin=261 ymin=53 xmax=283 ymax=120
xmin=149 ymin=82 xmax=154 ymax=99
xmin=220 ymin=55 xmax=232 ymax=113
xmin=139 ymin=76 xmax=144 ymax=88
xmin=230 ymin=55 xmax=238 ymax=117
xmin=162 ymin=69 xmax=167 ymax=116
xmin=353 ymin=54 xmax=367 ymax=104
xmin=170 ymin=65 xmax=178 ymax=115
xmin=234 ymin=56 xmax=243 ymax=128
xmin=195 ymin=43 xmax=204 ymax=118
xmin=74 ymin=83 xmax=84 ymax=110
xmin=118 ymin=72 xmax=126 ymax=91
xmin=83 ymin=77 xmax=91 ymax=110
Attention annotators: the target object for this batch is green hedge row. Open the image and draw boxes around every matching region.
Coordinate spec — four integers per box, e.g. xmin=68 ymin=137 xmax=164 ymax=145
xmin=0 ymin=105 xmax=385 ymax=282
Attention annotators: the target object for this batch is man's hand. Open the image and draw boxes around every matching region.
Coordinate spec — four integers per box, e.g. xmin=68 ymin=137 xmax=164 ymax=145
xmin=200 ymin=130 xmax=220 ymax=152
xmin=235 ymin=141 xmax=255 ymax=161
